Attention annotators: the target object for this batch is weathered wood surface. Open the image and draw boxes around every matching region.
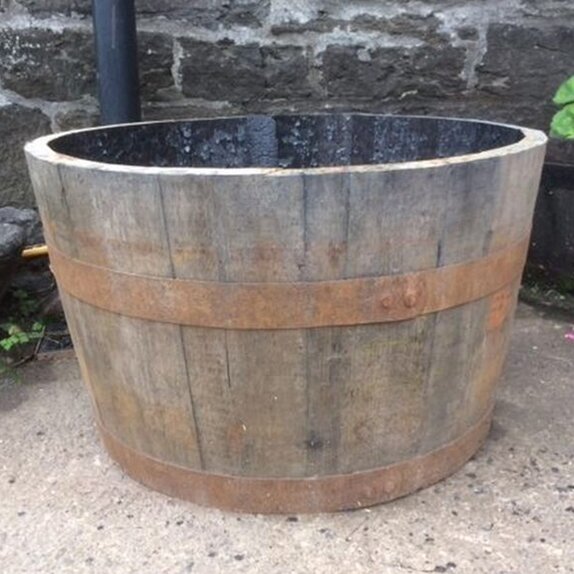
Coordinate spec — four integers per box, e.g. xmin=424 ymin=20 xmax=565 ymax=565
xmin=158 ymin=173 xmax=308 ymax=476
xmin=26 ymin=116 xmax=547 ymax=508
xmin=33 ymin=161 xmax=203 ymax=468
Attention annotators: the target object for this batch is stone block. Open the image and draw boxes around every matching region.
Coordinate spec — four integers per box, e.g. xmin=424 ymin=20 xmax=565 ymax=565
xmin=0 ymin=207 xmax=43 ymax=245
xmin=271 ymin=7 xmax=444 ymax=40
xmin=0 ymin=223 xmax=26 ymax=261
xmin=0 ymin=28 xmax=95 ymax=101
xmin=349 ymin=13 xmax=443 ymax=42
xmin=16 ymin=0 xmax=91 ymax=17
xmin=136 ymin=0 xmax=269 ymax=27
xmin=477 ymin=23 xmax=573 ymax=104
xmin=180 ymin=40 xmax=312 ymax=102
xmin=0 ymin=28 xmax=173 ymax=102
xmin=519 ymin=0 xmax=574 ymax=19
xmin=322 ymin=43 xmax=466 ymax=100
xmin=456 ymin=27 xmax=479 ymax=41
xmin=271 ymin=17 xmax=342 ymax=35
xmin=18 ymin=0 xmax=270 ymax=26
xmin=17 ymin=0 xmax=92 ymax=18
xmin=52 ymin=107 xmax=99 ymax=132
xmin=143 ymin=102 xmax=240 ymax=122
xmin=139 ymin=32 xmax=175 ymax=100
xmin=0 ymin=104 xmax=51 ymax=208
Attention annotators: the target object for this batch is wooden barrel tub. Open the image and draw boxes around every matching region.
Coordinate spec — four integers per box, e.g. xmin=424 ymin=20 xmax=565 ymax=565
xmin=25 ymin=115 xmax=546 ymax=513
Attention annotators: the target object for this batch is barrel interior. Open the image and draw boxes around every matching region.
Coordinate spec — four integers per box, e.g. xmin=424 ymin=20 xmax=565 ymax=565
xmin=49 ymin=114 xmax=524 ymax=169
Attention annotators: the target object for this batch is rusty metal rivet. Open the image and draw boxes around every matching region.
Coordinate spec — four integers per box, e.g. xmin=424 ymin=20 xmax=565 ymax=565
xmin=403 ymin=291 xmax=417 ymax=308
xmin=380 ymin=295 xmax=393 ymax=309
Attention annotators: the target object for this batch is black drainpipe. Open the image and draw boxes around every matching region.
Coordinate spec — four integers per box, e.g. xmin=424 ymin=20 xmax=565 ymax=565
xmin=92 ymin=0 xmax=141 ymax=125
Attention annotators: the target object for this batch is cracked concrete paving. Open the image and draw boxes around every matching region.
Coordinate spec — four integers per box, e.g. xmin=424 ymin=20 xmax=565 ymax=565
xmin=0 ymin=303 xmax=573 ymax=574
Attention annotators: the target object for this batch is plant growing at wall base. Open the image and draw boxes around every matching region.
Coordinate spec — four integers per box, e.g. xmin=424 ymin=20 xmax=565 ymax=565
xmin=0 ymin=289 xmax=45 ymax=375
xmin=550 ymin=76 xmax=574 ymax=139
xmin=0 ymin=322 xmax=44 ymax=352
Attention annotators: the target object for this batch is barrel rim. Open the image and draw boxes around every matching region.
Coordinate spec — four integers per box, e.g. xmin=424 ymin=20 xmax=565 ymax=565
xmin=25 ymin=114 xmax=547 ymax=177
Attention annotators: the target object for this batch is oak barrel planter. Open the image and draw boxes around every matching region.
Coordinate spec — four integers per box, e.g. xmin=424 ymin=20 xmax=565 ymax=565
xmin=25 ymin=114 xmax=546 ymax=513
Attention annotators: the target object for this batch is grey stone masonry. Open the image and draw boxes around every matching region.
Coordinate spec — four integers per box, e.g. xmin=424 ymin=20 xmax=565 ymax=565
xmin=1 ymin=0 xmax=573 ymax=206
xmin=0 ymin=104 xmax=50 ymax=207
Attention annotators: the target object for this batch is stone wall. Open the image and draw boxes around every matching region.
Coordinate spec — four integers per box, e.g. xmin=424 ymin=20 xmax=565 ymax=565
xmin=1 ymin=0 xmax=573 ymax=206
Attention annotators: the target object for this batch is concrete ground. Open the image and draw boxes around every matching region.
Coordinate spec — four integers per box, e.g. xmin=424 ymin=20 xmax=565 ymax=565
xmin=1 ymin=303 xmax=573 ymax=574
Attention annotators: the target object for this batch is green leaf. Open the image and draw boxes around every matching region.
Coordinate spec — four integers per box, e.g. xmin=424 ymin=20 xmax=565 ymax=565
xmin=550 ymin=104 xmax=574 ymax=139
xmin=1 ymin=336 xmax=18 ymax=351
xmin=554 ymin=76 xmax=574 ymax=106
xmin=16 ymin=332 xmax=30 ymax=344
xmin=7 ymin=324 xmax=22 ymax=336
xmin=32 ymin=322 xmax=45 ymax=333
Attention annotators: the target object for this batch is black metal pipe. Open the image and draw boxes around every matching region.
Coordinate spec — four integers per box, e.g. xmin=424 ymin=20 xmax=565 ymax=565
xmin=92 ymin=0 xmax=141 ymax=125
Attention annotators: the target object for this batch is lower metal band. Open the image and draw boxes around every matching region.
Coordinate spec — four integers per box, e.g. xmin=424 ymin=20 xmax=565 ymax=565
xmin=98 ymin=407 xmax=493 ymax=514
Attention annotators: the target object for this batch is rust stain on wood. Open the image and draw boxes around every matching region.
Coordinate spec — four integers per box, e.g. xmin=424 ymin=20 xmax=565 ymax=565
xmin=467 ymin=283 xmax=519 ymax=424
xmin=487 ymin=283 xmax=516 ymax=331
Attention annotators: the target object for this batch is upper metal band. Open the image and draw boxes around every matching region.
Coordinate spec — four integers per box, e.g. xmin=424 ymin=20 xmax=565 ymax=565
xmin=49 ymin=238 xmax=529 ymax=330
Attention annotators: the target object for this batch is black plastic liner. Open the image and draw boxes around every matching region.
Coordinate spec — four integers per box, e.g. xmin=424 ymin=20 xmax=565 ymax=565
xmin=49 ymin=114 xmax=524 ymax=169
